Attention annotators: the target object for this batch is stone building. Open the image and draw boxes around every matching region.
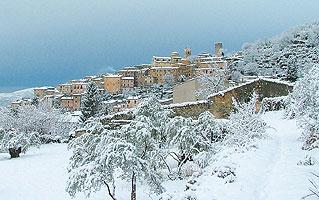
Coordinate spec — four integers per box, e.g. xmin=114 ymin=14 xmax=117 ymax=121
xmin=33 ymin=87 xmax=56 ymax=99
xmin=121 ymin=77 xmax=135 ymax=89
xmin=103 ymin=74 xmax=122 ymax=94
xmin=58 ymin=83 xmax=72 ymax=95
xmin=71 ymin=82 xmax=87 ymax=95
xmin=173 ymin=78 xmax=202 ymax=103
xmin=149 ymin=67 xmax=179 ymax=85
xmin=60 ymin=97 xmax=74 ymax=110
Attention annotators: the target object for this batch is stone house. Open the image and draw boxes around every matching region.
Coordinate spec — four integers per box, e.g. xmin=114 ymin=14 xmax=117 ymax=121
xmin=121 ymin=77 xmax=135 ymax=89
xmin=33 ymin=87 xmax=55 ymax=99
xmin=103 ymin=74 xmax=122 ymax=94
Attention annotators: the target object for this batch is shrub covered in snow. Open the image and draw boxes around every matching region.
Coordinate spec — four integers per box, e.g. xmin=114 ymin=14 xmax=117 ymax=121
xmin=260 ymin=96 xmax=288 ymax=112
xmin=297 ymin=155 xmax=317 ymax=166
xmin=0 ymin=129 xmax=41 ymax=158
xmin=225 ymin=93 xmax=268 ymax=150
xmin=212 ymin=164 xmax=237 ymax=184
xmin=291 ymin=65 xmax=319 ymax=150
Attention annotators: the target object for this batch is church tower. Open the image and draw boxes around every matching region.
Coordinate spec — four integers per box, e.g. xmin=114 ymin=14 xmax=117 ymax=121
xmin=215 ymin=42 xmax=224 ymax=57
xmin=184 ymin=47 xmax=192 ymax=58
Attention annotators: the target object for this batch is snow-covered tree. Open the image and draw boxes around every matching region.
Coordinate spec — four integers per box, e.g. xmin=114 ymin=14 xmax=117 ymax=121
xmin=67 ymin=97 xmax=170 ymax=199
xmin=167 ymin=115 xmax=211 ymax=173
xmin=0 ymin=103 xmax=74 ymax=144
xmin=290 ymin=64 xmax=319 ymax=149
xmin=196 ymin=68 xmax=227 ymax=99
xmin=66 ymin=130 xmax=108 ymax=198
xmin=133 ymin=96 xmax=172 ymax=144
xmin=163 ymin=74 xmax=174 ymax=88
xmin=225 ymin=93 xmax=267 ymax=150
xmin=80 ymin=81 xmax=101 ymax=122
xmin=286 ymin=64 xmax=298 ymax=82
xmin=0 ymin=129 xmax=41 ymax=158
xmin=230 ymin=70 xmax=243 ymax=83
xmin=194 ymin=111 xmax=225 ymax=143
xmin=120 ymin=116 xmax=167 ymax=199
xmin=233 ymin=22 xmax=319 ymax=78
xmin=17 ymin=104 xmax=73 ymax=142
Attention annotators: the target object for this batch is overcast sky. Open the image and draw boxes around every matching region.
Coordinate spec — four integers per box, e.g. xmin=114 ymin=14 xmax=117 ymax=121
xmin=1 ymin=0 xmax=319 ymax=91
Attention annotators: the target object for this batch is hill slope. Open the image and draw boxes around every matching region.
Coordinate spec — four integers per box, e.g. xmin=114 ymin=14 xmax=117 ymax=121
xmin=233 ymin=22 xmax=319 ymax=80
xmin=0 ymin=88 xmax=34 ymax=107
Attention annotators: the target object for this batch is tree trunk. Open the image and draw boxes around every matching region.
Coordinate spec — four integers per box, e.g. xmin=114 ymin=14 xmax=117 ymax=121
xmin=9 ymin=147 xmax=21 ymax=158
xmin=103 ymin=181 xmax=116 ymax=200
xmin=131 ymin=172 xmax=136 ymax=200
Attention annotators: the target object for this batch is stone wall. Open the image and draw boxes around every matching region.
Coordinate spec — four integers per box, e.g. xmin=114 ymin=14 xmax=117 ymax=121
xmin=169 ymin=101 xmax=210 ymax=118
xmin=169 ymin=78 xmax=293 ymax=119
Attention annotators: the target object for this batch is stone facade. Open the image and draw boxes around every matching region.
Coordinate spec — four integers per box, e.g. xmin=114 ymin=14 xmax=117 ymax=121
xmin=173 ymin=79 xmax=201 ymax=103
xmin=103 ymin=75 xmax=122 ymax=94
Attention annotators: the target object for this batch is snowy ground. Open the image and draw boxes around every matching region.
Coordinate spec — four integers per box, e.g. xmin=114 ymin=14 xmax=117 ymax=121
xmin=0 ymin=111 xmax=318 ymax=200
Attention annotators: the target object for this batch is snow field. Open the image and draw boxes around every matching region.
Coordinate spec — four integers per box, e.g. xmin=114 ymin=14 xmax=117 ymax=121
xmin=0 ymin=111 xmax=318 ymax=200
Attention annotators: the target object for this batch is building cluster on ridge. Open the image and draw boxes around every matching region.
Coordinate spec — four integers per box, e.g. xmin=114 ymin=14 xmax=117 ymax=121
xmin=12 ymin=42 xmax=243 ymax=113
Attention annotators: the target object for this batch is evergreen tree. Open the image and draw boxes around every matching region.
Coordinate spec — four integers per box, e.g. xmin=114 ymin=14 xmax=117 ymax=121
xmin=80 ymin=82 xmax=101 ymax=122
xmin=286 ymin=58 xmax=299 ymax=82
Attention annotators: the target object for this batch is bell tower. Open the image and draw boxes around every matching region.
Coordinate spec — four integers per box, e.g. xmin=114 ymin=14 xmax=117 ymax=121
xmin=184 ymin=47 xmax=192 ymax=58
xmin=215 ymin=42 xmax=223 ymax=57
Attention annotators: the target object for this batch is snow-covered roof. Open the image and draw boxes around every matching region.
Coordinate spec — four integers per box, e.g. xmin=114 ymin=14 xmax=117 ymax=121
xmin=122 ymin=77 xmax=134 ymax=80
xmin=259 ymin=77 xmax=294 ymax=87
xmin=158 ymin=98 xmax=173 ymax=103
xmin=34 ymin=86 xmax=50 ymax=90
xmin=43 ymin=95 xmax=54 ymax=98
xmin=119 ymin=67 xmax=140 ymax=72
xmin=151 ymin=67 xmax=179 ymax=70
xmin=153 ymin=56 xmax=171 ymax=60
xmin=54 ymin=94 xmax=64 ymax=98
xmin=103 ymin=99 xmax=118 ymax=104
xmin=127 ymin=96 xmax=139 ymax=100
xmin=61 ymin=97 xmax=73 ymax=100
xmin=105 ymin=74 xmax=122 ymax=78
xmin=59 ymin=83 xmax=71 ymax=86
xmin=11 ymin=100 xmax=22 ymax=104
xmin=164 ymin=100 xmax=209 ymax=109
xmin=71 ymin=82 xmax=88 ymax=85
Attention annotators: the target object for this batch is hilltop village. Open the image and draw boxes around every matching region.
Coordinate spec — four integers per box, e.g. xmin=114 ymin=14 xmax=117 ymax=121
xmin=11 ymin=42 xmax=245 ymax=114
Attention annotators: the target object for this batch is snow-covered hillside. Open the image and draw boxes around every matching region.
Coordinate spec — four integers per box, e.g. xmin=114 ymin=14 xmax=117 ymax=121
xmin=0 ymin=111 xmax=317 ymax=200
xmin=233 ymin=22 xmax=319 ymax=79
xmin=0 ymin=88 xmax=34 ymax=107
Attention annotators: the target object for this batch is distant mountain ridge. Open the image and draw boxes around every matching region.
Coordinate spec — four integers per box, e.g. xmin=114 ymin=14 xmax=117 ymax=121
xmin=0 ymin=88 xmax=34 ymax=107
